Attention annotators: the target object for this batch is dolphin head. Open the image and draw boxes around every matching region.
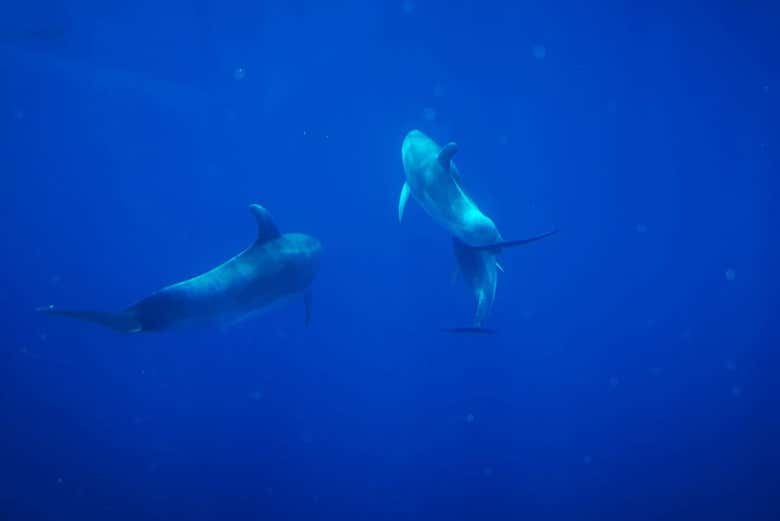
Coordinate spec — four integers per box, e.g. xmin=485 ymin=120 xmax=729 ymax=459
xmin=401 ymin=129 xmax=439 ymax=179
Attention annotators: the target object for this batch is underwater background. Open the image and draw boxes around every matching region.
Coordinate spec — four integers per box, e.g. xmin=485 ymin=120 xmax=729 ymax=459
xmin=2 ymin=0 xmax=778 ymax=519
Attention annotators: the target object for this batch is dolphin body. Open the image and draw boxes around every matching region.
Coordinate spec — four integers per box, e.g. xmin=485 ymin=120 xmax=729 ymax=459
xmin=398 ymin=129 xmax=555 ymax=329
xmin=39 ymin=205 xmax=321 ymax=333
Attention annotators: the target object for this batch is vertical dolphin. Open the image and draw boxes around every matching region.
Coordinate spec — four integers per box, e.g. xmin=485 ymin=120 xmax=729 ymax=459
xmin=398 ymin=129 xmax=555 ymax=330
xmin=38 ymin=204 xmax=322 ymax=333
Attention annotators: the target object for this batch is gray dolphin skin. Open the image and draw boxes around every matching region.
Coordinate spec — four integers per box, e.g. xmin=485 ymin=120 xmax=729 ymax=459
xmin=398 ymin=129 xmax=555 ymax=330
xmin=39 ymin=204 xmax=321 ymax=333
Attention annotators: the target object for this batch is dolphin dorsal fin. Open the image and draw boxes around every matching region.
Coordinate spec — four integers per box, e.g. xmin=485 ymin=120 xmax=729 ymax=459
xmin=437 ymin=142 xmax=458 ymax=171
xmin=248 ymin=204 xmax=281 ymax=244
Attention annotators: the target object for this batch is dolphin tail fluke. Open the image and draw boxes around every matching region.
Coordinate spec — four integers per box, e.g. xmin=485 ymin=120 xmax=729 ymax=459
xmin=477 ymin=230 xmax=558 ymax=253
xmin=37 ymin=305 xmax=142 ymax=333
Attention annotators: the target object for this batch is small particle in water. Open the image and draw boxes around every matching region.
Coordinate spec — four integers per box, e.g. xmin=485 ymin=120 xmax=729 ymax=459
xmin=725 ymin=268 xmax=736 ymax=281
xmin=56 ymin=477 xmax=63 ymax=485
xmin=249 ymin=390 xmax=264 ymax=401
xmin=725 ymin=360 xmax=737 ymax=372
xmin=12 ymin=107 xmax=24 ymax=120
xmin=731 ymin=385 xmax=742 ymax=398
xmin=681 ymin=328 xmax=693 ymax=343
xmin=532 ymin=44 xmax=547 ymax=60
xmin=482 ymin=466 xmax=494 ymax=478
xmin=433 ymin=83 xmax=445 ymax=97
xmin=38 ymin=331 xmax=48 ymax=342
xmin=466 ymin=413 xmax=475 ymax=423
xmin=498 ymin=135 xmax=509 ymax=146
xmin=763 ymin=85 xmax=769 ymax=94
xmin=609 ymin=376 xmax=620 ymax=388
xmin=423 ymin=107 xmax=436 ymax=122
xmin=635 ymin=223 xmax=648 ymax=233
xmin=583 ymin=455 xmax=592 ymax=465
xmin=302 ymin=129 xmax=308 ymax=136
xmin=607 ymin=100 xmax=618 ymax=113
xmin=650 ymin=366 xmax=663 ymax=376
xmin=233 ymin=67 xmax=246 ymax=81
xmin=402 ymin=0 xmax=415 ymax=14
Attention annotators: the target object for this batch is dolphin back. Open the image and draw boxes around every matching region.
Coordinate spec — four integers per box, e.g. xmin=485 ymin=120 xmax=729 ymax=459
xmin=37 ymin=306 xmax=142 ymax=333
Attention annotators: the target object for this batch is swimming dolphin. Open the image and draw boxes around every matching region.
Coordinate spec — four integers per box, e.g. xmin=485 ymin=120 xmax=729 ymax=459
xmin=38 ymin=204 xmax=321 ymax=333
xmin=398 ymin=129 xmax=555 ymax=330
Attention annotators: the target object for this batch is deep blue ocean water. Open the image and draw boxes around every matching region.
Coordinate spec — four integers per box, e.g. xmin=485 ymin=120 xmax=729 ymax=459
xmin=2 ymin=1 xmax=778 ymax=519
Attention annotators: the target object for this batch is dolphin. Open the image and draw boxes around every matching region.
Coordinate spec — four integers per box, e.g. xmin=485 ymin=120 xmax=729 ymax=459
xmin=398 ymin=129 xmax=555 ymax=330
xmin=38 ymin=204 xmax=321 ymax=333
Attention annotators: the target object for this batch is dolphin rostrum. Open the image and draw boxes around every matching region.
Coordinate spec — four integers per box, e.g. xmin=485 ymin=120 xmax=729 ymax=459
xmin=39 ymin=204 xmax=321 ymax=333
xmin=398 ymin=129 xmax=555 ymax=330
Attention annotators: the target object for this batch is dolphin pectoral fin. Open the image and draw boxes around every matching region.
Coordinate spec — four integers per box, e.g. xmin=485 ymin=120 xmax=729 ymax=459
xmin=398 ymin=182 xmax=411 ymax=223
xmin=304 ymin=289 xmax=312 ymax=326
xmin=437 ymin=142 xmax=458 ymax=171
xmin=476 ymin=230 xmax=558 ymax=253
xmin=37 ymin=305 xmax=142 ymax=333
xmin=248 ymin=204 xmax=281 ymax=243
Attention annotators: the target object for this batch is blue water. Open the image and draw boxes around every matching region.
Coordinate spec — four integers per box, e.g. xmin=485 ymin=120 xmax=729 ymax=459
xmin=2 ymin=1 xmax=778 ymax=519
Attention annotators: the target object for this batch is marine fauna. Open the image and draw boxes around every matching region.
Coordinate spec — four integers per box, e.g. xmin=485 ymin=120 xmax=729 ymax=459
xmin=39 ymin=204 xmax=321 ymax=333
